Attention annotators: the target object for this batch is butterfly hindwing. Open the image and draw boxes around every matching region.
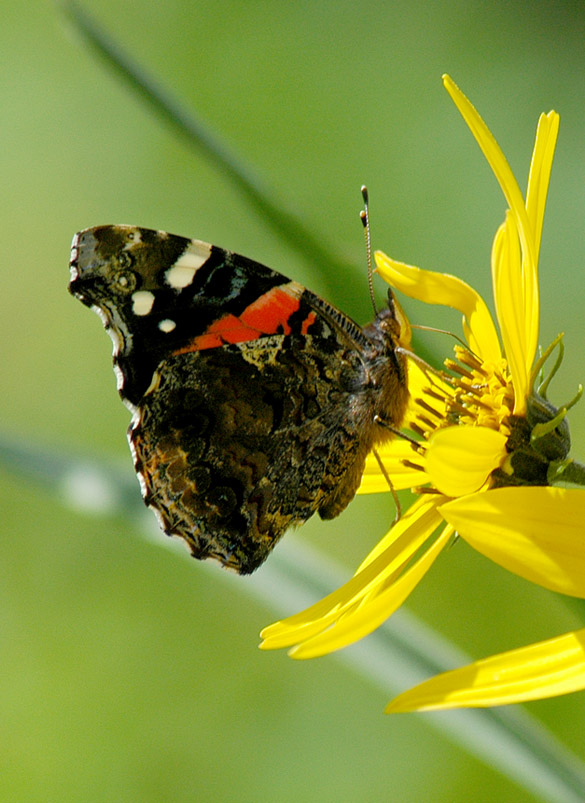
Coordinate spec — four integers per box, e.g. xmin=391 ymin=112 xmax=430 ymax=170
xmin=131 ymin=335 xmax=367 ymax=572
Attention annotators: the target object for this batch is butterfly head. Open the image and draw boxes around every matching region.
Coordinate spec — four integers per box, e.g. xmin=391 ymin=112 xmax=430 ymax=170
xmin=363 ymin=288 xmax=412 ymax=357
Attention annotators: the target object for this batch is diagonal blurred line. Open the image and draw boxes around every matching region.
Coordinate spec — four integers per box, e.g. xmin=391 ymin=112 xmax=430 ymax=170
xmin=0 ymin=434 xmax=141 ymax=515
xmin=2 ymin=431 xmax=585 ymax=801
xmin=61 ymin=0 xmax=364 ymax=302
xmin=60 ymin=1 xmax=439 ymax=365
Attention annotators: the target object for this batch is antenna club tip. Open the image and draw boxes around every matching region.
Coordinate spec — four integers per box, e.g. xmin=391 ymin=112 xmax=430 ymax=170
xmin=361 ymin=185 xmax=369 ymax=201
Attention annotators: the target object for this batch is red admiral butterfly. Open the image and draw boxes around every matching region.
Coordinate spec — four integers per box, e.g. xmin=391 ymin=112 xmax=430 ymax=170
xmin=69 ymin=225 xmax=410 ymax=573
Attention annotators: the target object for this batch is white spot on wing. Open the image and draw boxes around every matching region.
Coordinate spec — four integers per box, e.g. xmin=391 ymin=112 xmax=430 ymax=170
xmin=136 ymin=471 xmax=148 ymax=497
xmin=144 ymin=369 xmax=162 ymax=396
xmin=121 ymin=397 xmax=138 ymax=414
xmin=91 ymin=304 xmax=109 ymax=328
xmin=132 ymin=290 xmax=155 ymax=316
xmin=127 ymin=429 xmax=138 ymax=461
xmin=90 ymin=301 xmax=133 ymax=370
xmin=125 ymin=229 xmax=141 ymax=244
xmin=69 ymin=233 xmax=80 ymax=274
xmin=107 ymin=326 xmax=123 ymax=357
xmin=158 ymin=318 xmax=176 ymax=333
xmin=165 ymin=240 xmax=211 ymax=289
xmin=113 ymin=362 xmax=126 ymax=393
xmin=282 ymin=280 xmax=304 ymax=298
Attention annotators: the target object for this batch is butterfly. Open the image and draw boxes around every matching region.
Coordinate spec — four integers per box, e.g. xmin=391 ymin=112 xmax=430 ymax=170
xmin=69 ymin=225 xmax=410 ymax=573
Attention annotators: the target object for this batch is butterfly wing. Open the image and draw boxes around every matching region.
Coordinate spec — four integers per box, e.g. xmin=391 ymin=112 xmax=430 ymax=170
xmin=69 ymin=225 xmax=408 ymax=573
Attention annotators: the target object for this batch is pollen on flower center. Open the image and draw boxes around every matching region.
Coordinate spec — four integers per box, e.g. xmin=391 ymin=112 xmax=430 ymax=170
xmin=407 ymin=345 xmax=514 ymax=448
xmin=446 ymin=346 xmax=514 ymax=434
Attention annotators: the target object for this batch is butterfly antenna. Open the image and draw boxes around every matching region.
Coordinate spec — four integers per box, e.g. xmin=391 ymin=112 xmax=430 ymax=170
xmin=411 ymin=323 xmax=469 ymax=351
xmin=360 ymin=185 xmax=378 ymax=316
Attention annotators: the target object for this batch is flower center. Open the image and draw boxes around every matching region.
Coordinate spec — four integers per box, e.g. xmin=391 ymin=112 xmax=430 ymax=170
xmin=403 ymin=345 xmax=573 ymax=492
xmin=407 ymin=345 xmax=514 ymax=445
xmin=444 ymin=346 xmax=514 ymax=434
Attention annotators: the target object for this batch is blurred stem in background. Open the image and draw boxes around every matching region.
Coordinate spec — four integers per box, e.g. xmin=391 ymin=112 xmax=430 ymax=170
xmin=3 ymin=433 xmax=585 ymax=801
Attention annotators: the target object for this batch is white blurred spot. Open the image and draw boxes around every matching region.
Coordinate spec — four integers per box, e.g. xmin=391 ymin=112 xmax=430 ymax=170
xmin=61 ymin=465 xmax=121 ymax=514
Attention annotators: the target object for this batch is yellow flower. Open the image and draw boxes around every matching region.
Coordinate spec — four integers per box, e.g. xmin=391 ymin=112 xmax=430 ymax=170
xmin=260 ymin=75 xmax=585 ymax=713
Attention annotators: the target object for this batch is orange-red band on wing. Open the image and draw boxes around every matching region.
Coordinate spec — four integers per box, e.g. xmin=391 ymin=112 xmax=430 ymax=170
xmin=239 ymin=285 xmax=299 ymax=334
xmin=174 ymin=285 xmax=311 ymax=353
xmin=301 ymin=311 xmax=317 ymax=334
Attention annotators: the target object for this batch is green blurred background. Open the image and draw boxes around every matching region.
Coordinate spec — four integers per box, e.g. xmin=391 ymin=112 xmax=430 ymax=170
xmin=2 ymin=1 xmax=585 ymax=800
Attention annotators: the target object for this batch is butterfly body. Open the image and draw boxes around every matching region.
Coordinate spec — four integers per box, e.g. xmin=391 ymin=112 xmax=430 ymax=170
xmin=69 ymin=225 xmax=409 ymax=573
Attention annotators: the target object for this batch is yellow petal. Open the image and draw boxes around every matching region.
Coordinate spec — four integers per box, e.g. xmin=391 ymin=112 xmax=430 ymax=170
xmin=405 ymin=356 xmax=446 ymax=402
xmin=522 ymin=111 xmax=559 ymax=376
xmin=491 ymin=114 xmax=559 ymax=414
xmin=290 ymin=523 xmax=454 ymax=658
xmin=375 ymin=251 xmax=501 ymax=363
xmin=525 ymin=111 xmax=559 ymax=271
xmin=442 ymin=75 xmax=537 ymax=277
xmin=354 ymin=496 xmax=443 ymax=572
xmin=386 ymin=628 xmax=585 ymax=712
xmin=491 ymin=214 xmax=530 ymax=414
xmin=259 ymin=498 xmax=443 ymax=650
xmin=443 ymin=76 xmax=561 ymax=405
xmin=360 ymin=441 xmax=428 ymax=493
xmin=424 ymin=426 xmax=508 ymax=497
xmin=406 ymin=357 xmax=454 ymax=419
xmin=440 ymin=487 xmax=585 ymax=597
xmin=404 ymin=359 xmax=454 ymax=436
